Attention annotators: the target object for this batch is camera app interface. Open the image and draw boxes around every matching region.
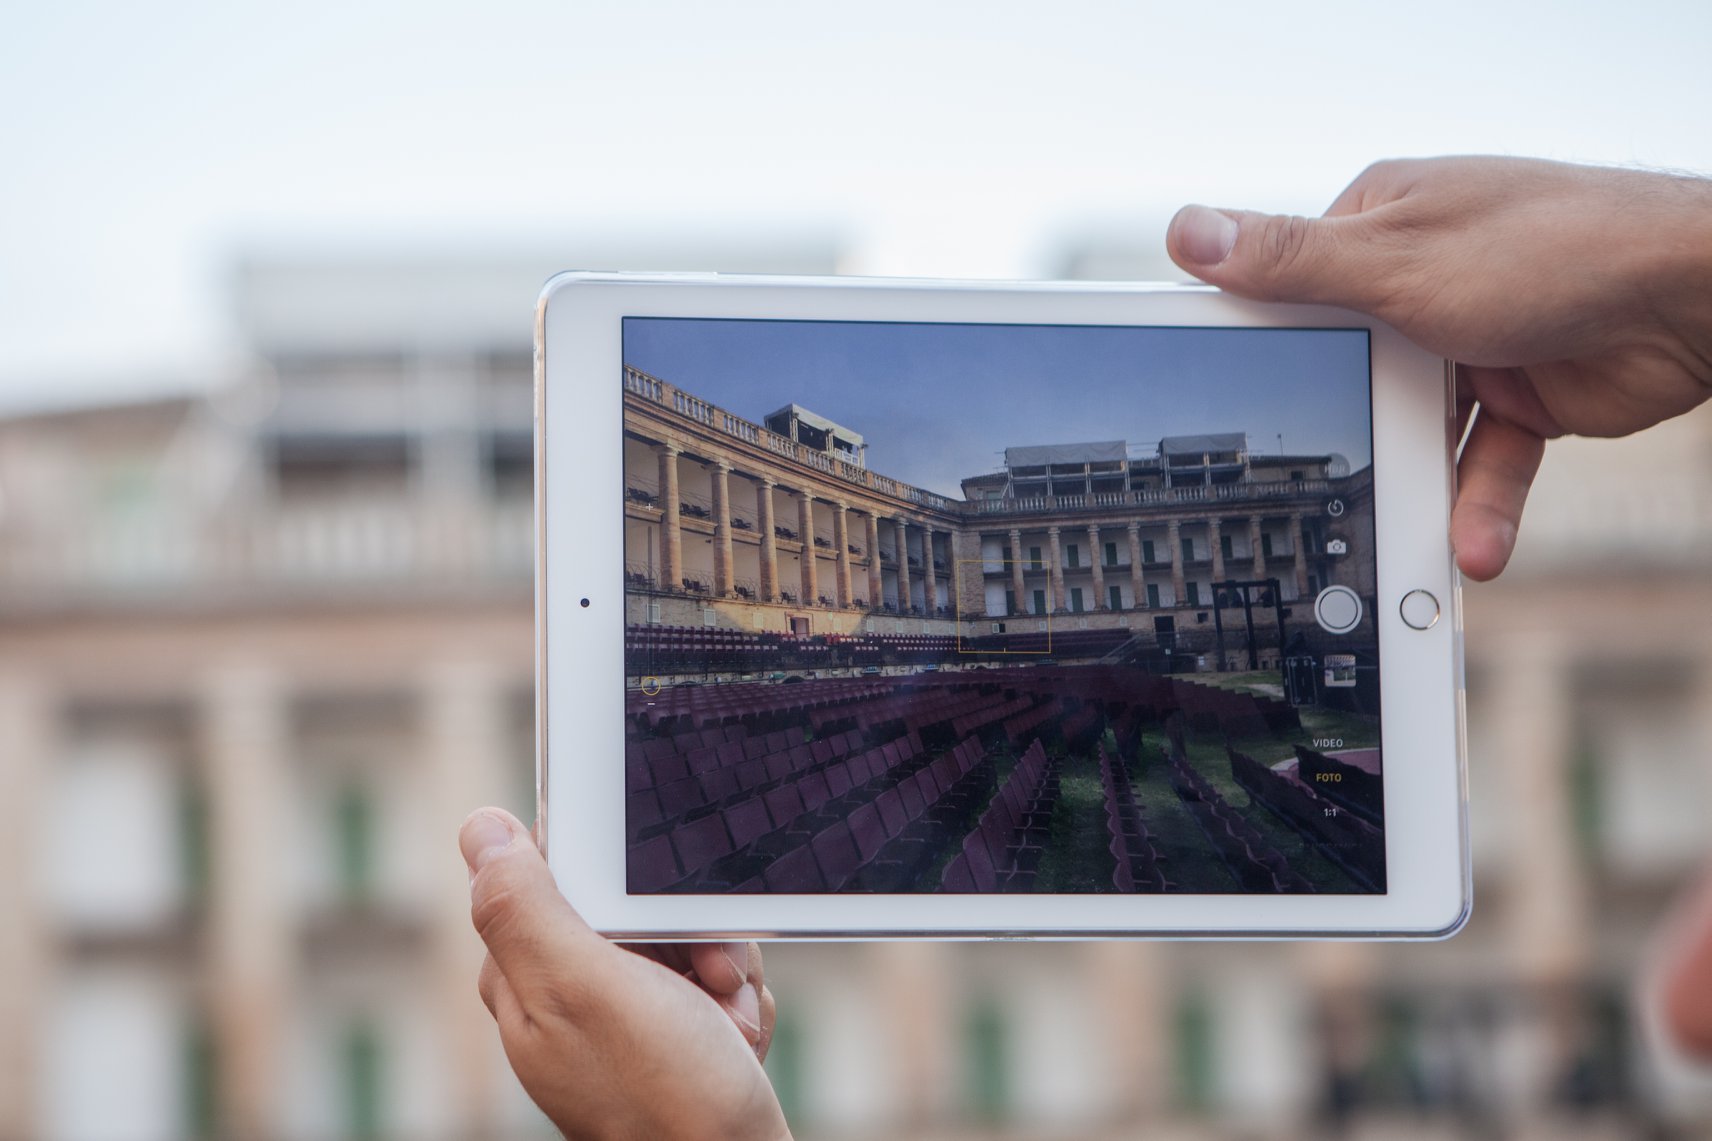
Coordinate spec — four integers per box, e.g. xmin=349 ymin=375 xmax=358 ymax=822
xmin=622 ymin=319 xmax=1383 ymax=895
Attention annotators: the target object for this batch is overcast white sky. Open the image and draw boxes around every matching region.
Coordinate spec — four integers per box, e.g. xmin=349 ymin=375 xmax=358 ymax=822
xmin=4 ymin=0 xmax=1709 ymax=410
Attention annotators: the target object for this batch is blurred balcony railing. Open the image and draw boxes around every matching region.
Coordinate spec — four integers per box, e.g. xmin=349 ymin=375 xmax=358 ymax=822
xmin=0 ymin=497 xmax=534 ymax=608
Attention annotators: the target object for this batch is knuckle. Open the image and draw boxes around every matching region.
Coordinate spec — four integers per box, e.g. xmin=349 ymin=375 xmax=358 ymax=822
xmin=469 ymin=874 xmax=525 ymax=948
xmin=1252 ymin=213 xmax=1319 ymax=285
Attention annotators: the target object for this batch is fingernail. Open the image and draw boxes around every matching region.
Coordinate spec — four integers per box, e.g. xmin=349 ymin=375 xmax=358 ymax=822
xmin=1175 ymin=205 xmax=1239 ymax=266
xmin=732 ymin=983 xmax=762 ymax=1042
xmin=720 ymin=942 xmax=749 ymax=984
xmin=460 ymin=809 xmax=516 ymax=874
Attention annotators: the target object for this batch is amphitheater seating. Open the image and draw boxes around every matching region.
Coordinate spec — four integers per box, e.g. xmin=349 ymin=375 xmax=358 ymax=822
xmin=1098 ymin=745 xmax=1171 ymax=892
xmin=1165 ymin=747 xmax=1311 ymax=893
xmin=623 ymin=665 xmax=1373 ymax=895
xmin=1293 ymin=744 xmax=1383 ymax=825
xmin=1230 ymin=748 xmax=1383 ymax=891
xmin=940 ymin=739 xmax=1060 ymax=892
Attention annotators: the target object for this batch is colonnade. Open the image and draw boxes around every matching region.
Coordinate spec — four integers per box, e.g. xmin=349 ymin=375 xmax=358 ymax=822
xmin=647 ymin=442 xmax=950 ymax=611
xmin=999 ymin=513 xmax=1314 ymax=614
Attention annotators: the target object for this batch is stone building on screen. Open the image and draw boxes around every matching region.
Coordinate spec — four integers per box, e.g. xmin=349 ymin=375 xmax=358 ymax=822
xmin=622 ymin=365 xmax=1374 ymax=669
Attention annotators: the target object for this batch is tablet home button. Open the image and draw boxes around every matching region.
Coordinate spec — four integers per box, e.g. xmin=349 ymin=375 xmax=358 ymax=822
xmin=1399 ymin=589 xmax=1440 ymax=630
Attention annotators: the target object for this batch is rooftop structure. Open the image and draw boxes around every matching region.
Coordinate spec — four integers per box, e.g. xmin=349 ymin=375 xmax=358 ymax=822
xmin=764 ymin=404 xmax=867 ymax=468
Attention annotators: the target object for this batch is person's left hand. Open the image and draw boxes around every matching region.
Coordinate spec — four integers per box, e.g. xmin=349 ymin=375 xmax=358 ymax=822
xmin=461 ymin=807 xmax=790 ymax=1141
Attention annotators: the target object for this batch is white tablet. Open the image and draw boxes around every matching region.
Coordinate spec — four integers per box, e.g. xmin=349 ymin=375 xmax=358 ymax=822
xmin=536 ymin=273 xmax=1468 ymax=940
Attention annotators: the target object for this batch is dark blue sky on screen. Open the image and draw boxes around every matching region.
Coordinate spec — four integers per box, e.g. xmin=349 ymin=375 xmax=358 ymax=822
xmin=623 ymin=318 xmax=1372 ymax=498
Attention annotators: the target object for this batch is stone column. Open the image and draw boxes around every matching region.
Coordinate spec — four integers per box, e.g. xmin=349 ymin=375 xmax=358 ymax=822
xmin=1008 ymin=529 xmax=1026 ymax=616
xmin=0 ymin=674 xmax=53 ymax=1141
xmin=1088 ymin=524 xmax=1107 ymax=608
xmin=894 ymin=519 xmax=912 ymax=613
xmin=1249 ymin=514 xmax=1266 ymax=578
xmin=1047 ymin=526 xmax=1066 ymax=612
xmin=1127 ymin=523 xmax=1146 ymax=609
xmin=798 ymin=494 xmax=818 ymax=605
xmin=757 ymin=479 xmax=779 ymax=602
xmin=873 ymin=943 xmax=959 ymax=1128
xmin=1167 ymin=520 xmax=1186 ymax=605
xmin=1491 ymin=634 xmax=1587 ymax=983
xmin=1209 ymin=517 xmax=1225 ymax=583
xmin=1291 ymin=513 xmax=1309 ymax=595
xmin=424 ymin=660 xmax=513 ymax=1136
xmin=1084 ymin=942 xmax=1170 ymax=1125
xmin=833 ymin=502 xmax=853 ymax=608
xmin=865 ymin=512 xmax=883 ymax=609
xmin=920 ymin=524 xmax=936 ymax=615
xmin=203 ymin=665 xmax=292 ymax=1141
xmin=658 ymin=444 xmax=682 ymax=592
xmin=711 ymin=459 xmax=734 ymax=597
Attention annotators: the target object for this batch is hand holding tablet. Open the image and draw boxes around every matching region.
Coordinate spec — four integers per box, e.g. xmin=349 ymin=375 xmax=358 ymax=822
xmin=467 ymin=154 xmax=1712 ymax=1139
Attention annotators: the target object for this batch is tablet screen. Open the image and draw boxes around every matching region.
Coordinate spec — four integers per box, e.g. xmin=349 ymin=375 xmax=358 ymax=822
xmin=620 ymin=318 xmax=1383 ymax=896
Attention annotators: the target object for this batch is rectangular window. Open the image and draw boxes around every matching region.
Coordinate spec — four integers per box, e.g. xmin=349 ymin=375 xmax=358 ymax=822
xmin=1142 ymin=539 xmax=1156 ymax=563
xmin=182 ymin=1017 xmax=218 ymax=1139
xmin=1070 ymin=588 xmax=1084 ymax=613
xmin=1220 ymin=534 xmax=1233 ymax=561
xmin=1109 ymin=585 xmax=1123 ymax=610
xmin=336 ymin=782 xmax=375 ymax=904
xmin=965 ymin=995 xmax=1010 ymax=1123
xmin=1290 ymin=469 xmax=1305 ymax=481
xmin=1032 ymin=589 xmax=1047 ymax=615
xmin=1262 ymin=533 xmax=1274 ymax=558
xmin=1180 ymin=537 xmax=1195 ymax=563
xmin=1146 ymin=583 xmax=1160 ymax=608
xmin=1004 ymin=589 xmax=1016 ymax=616
xmin=764 ymin=1009 xmax=805 ymax=1126
xmin=1066 ymin=544 xmax=1079 ymax=568
xmin=1029 ymin=546 xmax=1042 ymax=570
xmin=1187 ymin=582 xmax=1201 ymax=606
xmin=1105 ymin=541 xmax=1118 ymax=567
xmin=344 ymin=1022 xmax=384 ymax=1140
xmin=177 ymin=775 xmax=210 ymax=910
xmin=1307 ymin=574 xmax=1320 ymax=594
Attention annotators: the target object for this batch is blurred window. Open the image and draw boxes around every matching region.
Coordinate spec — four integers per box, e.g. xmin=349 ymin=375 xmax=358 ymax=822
xmin=485 ymin=430 xmax=533 ymax=498
xmin=181 ymin=1015 xmax=217 ymax=1139
xmin=335 ymin=781 xmax=376 ymax=904
xmin=763 ymin=1007 xmax=805 ymax=1126
xmin=342 ymin=1021 xmax=383 ymax=1139
xmin=1172 ymin=988 xmax=1215 ymax=1113
xmin=963 ymin=994 xmax=1010 ymax=1123
xmin=176 ymin=773 xmax=210 ymax=910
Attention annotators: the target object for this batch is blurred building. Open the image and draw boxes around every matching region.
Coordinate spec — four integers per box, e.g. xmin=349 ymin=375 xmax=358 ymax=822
xmin=2 ymin=248 xmax=1712 ymax=1140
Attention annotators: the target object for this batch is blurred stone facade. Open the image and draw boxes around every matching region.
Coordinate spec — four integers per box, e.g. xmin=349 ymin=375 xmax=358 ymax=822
xmin=1 ymin=257 xmax=1711 ymax=1140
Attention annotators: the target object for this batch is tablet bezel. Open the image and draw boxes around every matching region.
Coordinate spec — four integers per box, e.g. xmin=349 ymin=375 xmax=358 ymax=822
xmin=536 ymin=273 xmax=1468 ymax=940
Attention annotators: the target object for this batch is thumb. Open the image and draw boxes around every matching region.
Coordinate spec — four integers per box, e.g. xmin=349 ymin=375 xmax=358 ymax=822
xmin=461 ymin=807 xmax=613 ymax=1009
xmin=1167 ymin=205 xmax=1374 ymax=309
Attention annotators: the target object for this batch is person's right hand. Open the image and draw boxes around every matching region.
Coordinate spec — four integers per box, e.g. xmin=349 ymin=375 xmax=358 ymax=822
xmin=1165 ymin=155 xmax=1712 ymax=581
